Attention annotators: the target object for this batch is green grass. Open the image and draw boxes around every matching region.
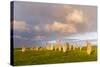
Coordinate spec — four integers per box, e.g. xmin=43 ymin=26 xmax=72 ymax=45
xmin=14 ymin=46 xmax=97 ymax=66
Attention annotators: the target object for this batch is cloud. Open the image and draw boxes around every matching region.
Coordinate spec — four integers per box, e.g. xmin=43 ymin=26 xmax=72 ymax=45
xmin=65 ymin=32 xmax=97 ymax=40
xmin=43 ymin=6 xmax=88 ymax=34
xmin=34 ymin=25 xmax=40 ymax=31
xmin=44 ymin=21 xmax=77 ymax=33
xmin=14 ymin=35 xmax=28 ymax=40
xmin=66 ymin=9 xmax=87 ymax=24
xmin=49 ymin=5 xmax=88 ymax=24
xmin=13 ymin=20 xmax=29 ymax=32
xmin=31 ymin=35 xmax=46 ymax=41
xmin=30 ymin=8 xmax=88 ymax=35
xmin=50 ymin=5 xmax=73 ymax=18
xmin=14 ymin=35 xmax=22 ymax=39
xmin=35 ymin=35 xmax=44 ymax=39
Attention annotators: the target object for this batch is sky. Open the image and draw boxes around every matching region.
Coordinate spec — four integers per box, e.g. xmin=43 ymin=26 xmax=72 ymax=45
xmin=11 ymin=1 xmax=97 ymax=48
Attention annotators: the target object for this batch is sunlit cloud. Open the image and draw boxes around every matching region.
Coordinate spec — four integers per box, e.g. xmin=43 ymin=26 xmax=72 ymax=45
xmin=44 ymin=21 xmax=77 ymax=33
xmin=50 ymin=5 xmax=72 ymax=18
xmin=13 ymin=20 xmax=29 ymax=32
xmin=34 ymin=25 xmax=40 ymax=31
xmin=66 ymin=9 xmax=87 ymax=24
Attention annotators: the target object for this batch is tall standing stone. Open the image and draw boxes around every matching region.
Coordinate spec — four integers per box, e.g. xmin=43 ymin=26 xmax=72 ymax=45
xmin=54 ymin=40 xmax=62 ymax=51
xmin=46 ymin=44 xmax=50 ymax=50
xmin=72 ymin=45 xmax=76 ymax=50
xmin=79 ymin=46 xmax=82 ymax=51
xmin=54 ymin=44 xmax=57 ymax=51
xmin=22 ymin=47 xmax=26 ymax=52
xmin=58 ymin=45 xmax=62 ymax=51
xmin=36 ymin=47 xmax=39 ymax=51
xmin=50 ymin=44 xmax=54 ymax=50
xmin=62 ymin=44 xmax=67 ymax=52
xmin=86 ymin=41 xmax=92 ymax=55
xmin=69 ymin=44 xmax=72 ymax=51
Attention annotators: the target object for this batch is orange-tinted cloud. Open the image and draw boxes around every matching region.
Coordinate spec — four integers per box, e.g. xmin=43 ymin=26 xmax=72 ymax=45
xmin=45 ymin=21 xmax=77 ymax=33
xmin=13 ymin=20 xmax=29 ymax=31
xmin=51 ymin=5 xmax=73 ymax=18
xmin=66 ymin=9 xmax=87 ymax=24
xmin=44 ymin=6 xmax=88 ymax=34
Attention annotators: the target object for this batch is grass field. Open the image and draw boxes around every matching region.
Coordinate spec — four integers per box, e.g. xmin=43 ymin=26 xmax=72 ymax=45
xmin=14 ymin=46 xmax=97 ymax=66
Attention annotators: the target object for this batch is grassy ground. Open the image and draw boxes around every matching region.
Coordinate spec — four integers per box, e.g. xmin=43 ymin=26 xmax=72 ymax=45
xmin=13 ymin=46 xmax=97 ymax=66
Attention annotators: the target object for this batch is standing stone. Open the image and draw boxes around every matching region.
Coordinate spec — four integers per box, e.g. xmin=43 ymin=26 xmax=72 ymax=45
xmin=46 ymin=44 xmax=50 ymax=50
xmin=46 ymin=43 xmax=48 ymax=50
xmin=46 ymin=44 xmax=53 ymax=50
xmin=54 ymin=44 xmax=59 ymax=51
xmin=62 ymin=44 xmax=67 ymax=52
xmin=47 ymin=45 xmax=49 ymax=50
xmin=54 ymin=44 xmax=57 ymax=51
xmin=50 ymin=44 xmax=54 ymax=50
xmin=75 ymin=45 xmax=79 ymax=49
xmin=39 ymin=47 xmax=43 ymax=51
xmin=35 ymin=47 xmax=39 ymax=51
xmin=86 ymin=41 xmax=92 ymax=55
xmin=22 ymin=47 xmax=26 ymax=52
xmin=69 ymin=45 xmax=72 ymax=51
xmin=30 ymin=47 xmax=34 ymax=50
xmin=79 ymin=47 xmax=82 ymax=51
xmin=58 ymin=45 xmax=62 ymax=51
xmin=57 ymin=41 xmax=62 ymax=51
xmin=72 ymin=45 xmax=76 ymax=50
xmin=54 ymin=40 xmax=62 ymax=51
